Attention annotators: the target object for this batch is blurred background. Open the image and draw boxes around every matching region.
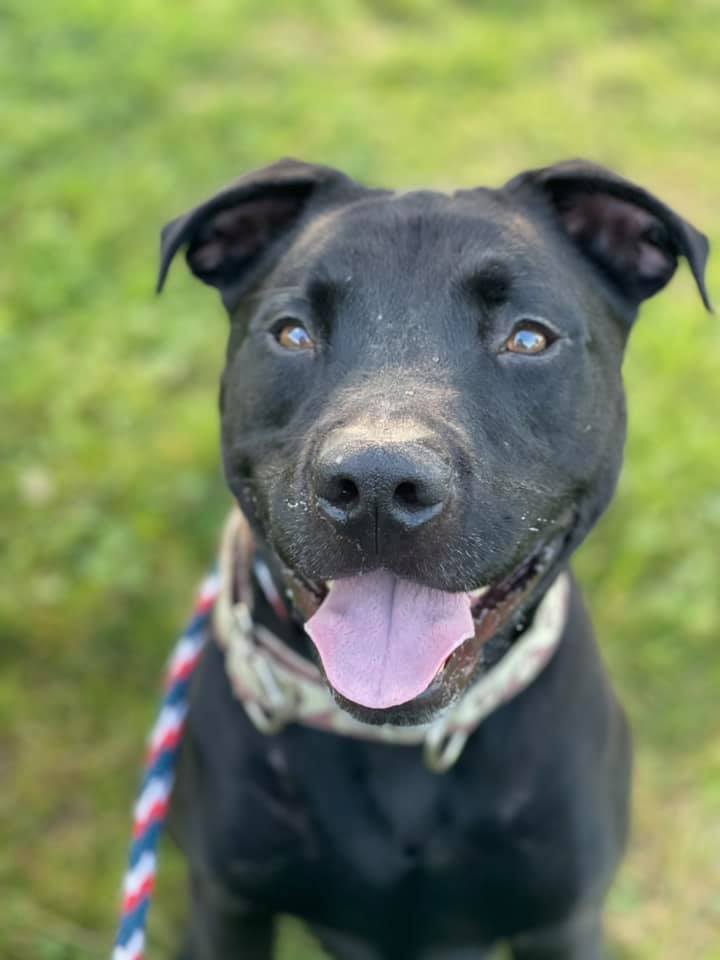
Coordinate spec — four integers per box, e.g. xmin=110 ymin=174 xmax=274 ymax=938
xmin=2 ymin=0 xmax=719 ymax=957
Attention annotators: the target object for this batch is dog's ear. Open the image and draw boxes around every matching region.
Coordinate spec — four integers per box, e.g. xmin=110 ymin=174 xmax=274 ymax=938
xmin=505 ymin=159 xmax=712 ymax=313
xmin=157 ymin=158 xmax=359 ymax=303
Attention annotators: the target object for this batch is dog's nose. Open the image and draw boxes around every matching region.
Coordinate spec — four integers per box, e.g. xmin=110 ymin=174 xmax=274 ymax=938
xmin=314 ymin=440 xmax=451 ymax=531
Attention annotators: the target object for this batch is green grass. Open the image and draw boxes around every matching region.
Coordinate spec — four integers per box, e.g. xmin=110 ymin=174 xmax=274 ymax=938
xmin=2 ymin=0 xmax=719 ymax=957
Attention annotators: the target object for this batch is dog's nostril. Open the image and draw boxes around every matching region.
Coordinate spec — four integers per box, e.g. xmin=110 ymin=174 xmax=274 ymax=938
xmin=322 ymin=476 xmax=360 ymax=509
xmin=337 ymin=478 xmax=359 ymax=504
xmin=394 ymin=481 xmax=420 ymax=508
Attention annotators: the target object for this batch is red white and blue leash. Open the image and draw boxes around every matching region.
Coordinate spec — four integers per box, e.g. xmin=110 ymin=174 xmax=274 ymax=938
xmin=111 ymin=572 xmax=220 ymax=960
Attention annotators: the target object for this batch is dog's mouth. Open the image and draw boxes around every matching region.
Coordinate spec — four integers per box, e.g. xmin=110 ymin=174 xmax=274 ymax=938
xmin=281 ymin=517 xmax=573 ymax=724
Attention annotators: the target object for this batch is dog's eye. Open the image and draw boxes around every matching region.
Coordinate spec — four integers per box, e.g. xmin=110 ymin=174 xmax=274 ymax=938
xmin=274 ymin=320 xmax=315 ymax=351
xmin=504 ymin=322 xmax=554 ymax=355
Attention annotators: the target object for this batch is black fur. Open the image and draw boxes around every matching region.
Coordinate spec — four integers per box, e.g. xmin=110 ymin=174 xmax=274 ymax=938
xmin=158 ymin=159 xmax=710 ymax=959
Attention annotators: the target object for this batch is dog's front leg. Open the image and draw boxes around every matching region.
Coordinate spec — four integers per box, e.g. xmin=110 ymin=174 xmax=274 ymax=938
xmin=182 ymin=870 xmax=275 ymax=960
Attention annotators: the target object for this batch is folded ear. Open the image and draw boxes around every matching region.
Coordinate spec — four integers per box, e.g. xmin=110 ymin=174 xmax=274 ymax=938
xmin=157 ymin=158 xmax=359 ymax=304
xmin=505 ymin=159 xmax=712 ymax=313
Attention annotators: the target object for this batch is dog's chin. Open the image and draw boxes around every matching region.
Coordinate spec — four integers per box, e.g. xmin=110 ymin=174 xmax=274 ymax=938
xmin=277 ymin=513 xmax=576 ymax=727
xmin=330 ymin=649 xmax=475 ymax=726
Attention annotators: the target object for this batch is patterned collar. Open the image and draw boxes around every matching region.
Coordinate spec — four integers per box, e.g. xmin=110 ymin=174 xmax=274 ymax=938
xmin=214 ymin=509 xmax=570 ymax=773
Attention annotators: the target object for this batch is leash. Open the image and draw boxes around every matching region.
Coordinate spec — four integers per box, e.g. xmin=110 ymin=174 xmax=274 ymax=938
xmin=112 ymin=510 xmax=569 ymax=958
xmin=111 ymin=573 xmax=219 ymax=960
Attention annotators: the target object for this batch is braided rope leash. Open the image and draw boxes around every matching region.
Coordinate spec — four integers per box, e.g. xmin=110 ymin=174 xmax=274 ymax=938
xmin=112 ymin=572 xmax=220 ymax=960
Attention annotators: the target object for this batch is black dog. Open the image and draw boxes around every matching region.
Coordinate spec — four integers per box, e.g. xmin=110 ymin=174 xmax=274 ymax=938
xmin=158 ymin=159 xmax=710 ymax=959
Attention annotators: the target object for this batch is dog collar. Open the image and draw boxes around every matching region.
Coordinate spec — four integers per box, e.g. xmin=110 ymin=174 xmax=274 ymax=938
xmin=215 ymin=509 xmax=570 ymax=773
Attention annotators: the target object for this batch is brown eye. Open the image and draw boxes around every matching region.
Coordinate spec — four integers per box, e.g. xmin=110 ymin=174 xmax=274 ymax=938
xmin=275 ymin=320 xmax=315 ymax=351
xmin=504 ymin=322 xmax=552 ymax=355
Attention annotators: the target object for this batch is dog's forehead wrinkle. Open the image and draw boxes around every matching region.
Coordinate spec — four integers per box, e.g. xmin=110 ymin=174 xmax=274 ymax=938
xmin=292 ymin=192 xmax=525 ymax=276
xmin=250 ymin=281 xmax=306 ymax=303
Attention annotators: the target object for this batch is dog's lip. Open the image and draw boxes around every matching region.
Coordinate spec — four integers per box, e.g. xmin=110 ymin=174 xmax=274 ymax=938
xmin=287 ymin=567 xmax=498 ymax=612
xmin=280 ymin=512 xmax=576 ymax=722
xmin=284 ymin=524 xmax=566 ymax=624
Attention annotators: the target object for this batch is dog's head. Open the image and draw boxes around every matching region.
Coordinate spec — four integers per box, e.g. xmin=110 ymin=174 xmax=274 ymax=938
xmin=159 ymin=159 xmax=710 ymax=725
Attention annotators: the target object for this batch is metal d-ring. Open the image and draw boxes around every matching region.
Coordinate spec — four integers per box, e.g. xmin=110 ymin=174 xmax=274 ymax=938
xmin=423 ymin=723 xmax=468 ymax=773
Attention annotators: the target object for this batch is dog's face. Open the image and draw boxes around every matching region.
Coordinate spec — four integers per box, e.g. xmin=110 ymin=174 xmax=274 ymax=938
xmin=159 ymin=159 xmax=710 ymax=724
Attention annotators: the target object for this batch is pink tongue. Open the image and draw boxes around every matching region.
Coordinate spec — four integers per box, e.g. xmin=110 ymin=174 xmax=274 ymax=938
xmin=305 ymin=570 xmax=474 ymax=709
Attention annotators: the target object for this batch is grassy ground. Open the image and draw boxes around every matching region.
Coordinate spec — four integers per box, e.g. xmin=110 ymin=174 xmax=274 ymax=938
xmin=2 ymin=0 xmax=719 ymax=957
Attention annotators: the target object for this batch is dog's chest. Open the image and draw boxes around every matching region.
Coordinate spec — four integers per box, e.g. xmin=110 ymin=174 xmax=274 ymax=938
xmin=206 ymin=730 xmax=569 ymax=938
xmin=217 ymin=739 xmax=457 ymax=880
